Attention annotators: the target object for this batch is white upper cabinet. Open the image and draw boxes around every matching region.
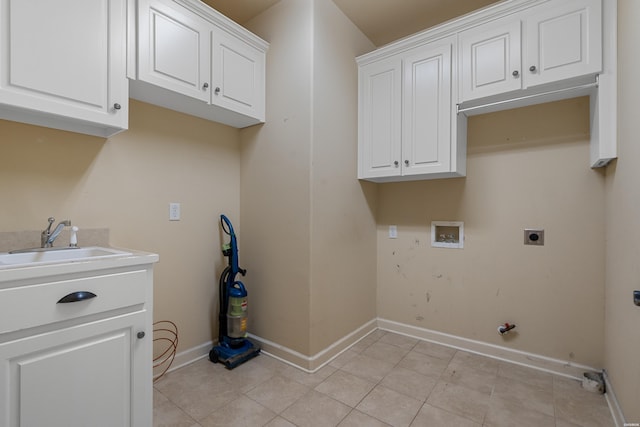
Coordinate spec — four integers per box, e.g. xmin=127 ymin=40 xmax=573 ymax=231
xmin=524 ymin=0 xmax=602 ymax=87
xmin=459 ymin=0 xmax=602 ymax=103
xmin=137 ymin=0 xmax=210 ymax=102
xmin=211 ymin=28 xmax=265 ymax=122
xmin=0 ymin=0 xmax=128 ymax=137
xmin=358 ymin=56 xmax=402 ymax=180
xmin=459 ymin=18 xmax=522 ymax=102
xmin=402 ymin=41 xmax=457 ymax=177
xmin=358 ymin=0 xmax=613 ymax=181
xmin=358 ymin=36 xmax=465 ymax=182
xmin=132 ymin=0 xmax=268 ymax=128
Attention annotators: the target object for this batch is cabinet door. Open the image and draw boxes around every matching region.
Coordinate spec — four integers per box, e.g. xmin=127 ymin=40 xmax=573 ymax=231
xmin=211 ymin=29 xmax=265 ymax=121
xmin=459 ymin=18 xmax=522 ymax=102
xmin=402 ymin=40 xmax=453 ymax=176
xmin=138 ymin=0 xmax=211 ymax=102
xmin=524 ymin=0 xmax=602 ymax=87
xmin=0 ymin=0 xmax=128 ymax=134
xmin=358 ymin=57 xmax=402 ymax=180
xmin=0 ymin=312 xmax=149 ymax=427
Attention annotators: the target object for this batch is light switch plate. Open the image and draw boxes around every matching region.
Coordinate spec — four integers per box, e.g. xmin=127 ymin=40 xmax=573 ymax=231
xmin=169 ymin=203 xmax=181 ymax=221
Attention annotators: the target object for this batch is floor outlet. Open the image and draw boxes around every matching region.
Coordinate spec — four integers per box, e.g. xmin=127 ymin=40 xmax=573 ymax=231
xmin=169 ymin=203 xmax=181 ymax=221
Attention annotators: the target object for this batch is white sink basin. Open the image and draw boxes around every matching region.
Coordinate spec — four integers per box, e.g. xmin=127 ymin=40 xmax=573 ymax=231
xmin=0 ymin=247 xmax=133 ymax=268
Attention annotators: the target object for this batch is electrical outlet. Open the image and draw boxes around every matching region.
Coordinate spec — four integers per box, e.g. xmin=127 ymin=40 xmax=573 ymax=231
xmin=169 ymin=203 xmax=181 ymax=221
xmin=524 ymin=229 xmax=544 ymax=245
xmin=389 ymin=225 xmax=398 ymax=239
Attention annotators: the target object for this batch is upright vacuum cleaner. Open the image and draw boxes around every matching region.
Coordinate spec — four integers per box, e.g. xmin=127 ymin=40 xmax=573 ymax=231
xmin=209 ymin=214 xmax=260 ymax=369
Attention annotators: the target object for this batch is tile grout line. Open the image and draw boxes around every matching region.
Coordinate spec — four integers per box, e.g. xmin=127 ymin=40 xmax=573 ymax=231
xmin=153 ymin=331 xmax=612 ymax=427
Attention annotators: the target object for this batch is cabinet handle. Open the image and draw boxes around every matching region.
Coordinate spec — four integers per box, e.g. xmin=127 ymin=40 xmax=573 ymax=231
xmin=203 ymin=82 xmax=209 ymax=89
xmin=137 ymin=331 xmax=146 ymax=339
xmin=113 ymin=103 xmax=121 ymax=110
xmin=404 ymin=160 xmax=410 ymax=166
xmin=214 ymin=87 xmax=221 ymax=95
xmin=512 ymin=70 xmax=519 ymax=78
xmin=57 ymin=291 xmax=97 ymax=304
xmin=529 ymin=65 xmax=537 ymax=72
xmin=394 ymin=161 xmax=399 ymax=167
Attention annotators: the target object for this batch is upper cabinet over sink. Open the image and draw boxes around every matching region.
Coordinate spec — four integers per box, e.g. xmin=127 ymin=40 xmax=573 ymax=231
xmin=130 ymin=0 xmax=268 ymax=128
xmin=0 ymin=0 xmax=266 ymax=136
xmin=0 ymin=0 xmax=129 ymax=137
xmin=137 ymin=0 xmax=211 ymax=104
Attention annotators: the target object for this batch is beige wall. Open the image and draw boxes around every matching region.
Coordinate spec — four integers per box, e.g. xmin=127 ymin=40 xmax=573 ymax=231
xmin=239 ymin=0 xmax=314 ymax=356
xmin=309 ymin=0 xmax=378 ymax=354
xmin=604 ymin=0 xmax=640 ymax=421
xmin=240 ymin=0 xmax=377 ymax=359
xmin=0 ymin=100 xmax=241 ymax=354
xmin=377 ymin=97 xmax=606 ymax=368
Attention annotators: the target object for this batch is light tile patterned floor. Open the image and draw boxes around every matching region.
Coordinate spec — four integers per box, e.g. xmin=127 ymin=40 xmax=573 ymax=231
xmin=153 ymin=331 xmax=614 ymax=427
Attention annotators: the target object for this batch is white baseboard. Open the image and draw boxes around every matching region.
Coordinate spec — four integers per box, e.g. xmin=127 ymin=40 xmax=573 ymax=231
xmin=377 ymin=318 xmax=599 ymax=379
xmin=157 ymin=318 xmax=378 ymax=375
xmin=603 ymin=369 xmax=626 ymax=427
xmin=162 ymin=317 xmax=601 ymax=380
xmin=249 ymin=318 xmax=378 ymax=372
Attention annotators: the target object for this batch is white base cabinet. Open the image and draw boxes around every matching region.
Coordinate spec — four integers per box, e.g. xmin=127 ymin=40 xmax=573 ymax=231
xmin=131 ymin=0 xmax=267 ymax=128
xmin=0 ymin=312 xmax=146 ymax=427
xmin=0 ymin=252 xmax=157 ymax=427
xmin=0 ymin=0 xmax=129 ymax=137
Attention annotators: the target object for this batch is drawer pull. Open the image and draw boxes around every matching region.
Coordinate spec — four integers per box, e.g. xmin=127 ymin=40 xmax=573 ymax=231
xmin=57 ymin=291 xmax=97 ymax=304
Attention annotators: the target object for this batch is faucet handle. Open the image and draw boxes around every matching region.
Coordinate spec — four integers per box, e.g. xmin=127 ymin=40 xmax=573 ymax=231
xmin=43 ymin=217 xmax=55 ymax=234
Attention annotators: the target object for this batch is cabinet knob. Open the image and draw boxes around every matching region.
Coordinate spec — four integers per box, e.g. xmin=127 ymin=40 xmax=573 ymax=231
xmin=512 ymin=70 xmax=519 ymax=78
xmin=203 ymin=82 xmax=209 ymax=89
xmin=404 ymin=160 xmax=409 ymax=166
xmin=137 ymin=331 xmax=146 ymax=339
xmin=214 ymin=87 xmax=221 ymax=95
xmin=394 ymin=161 xmax=399 ymax=167
xmin=113 ymin=103 xmax=121 ymax=110
xmin=529 ymin=65 xmax=537 ymax=72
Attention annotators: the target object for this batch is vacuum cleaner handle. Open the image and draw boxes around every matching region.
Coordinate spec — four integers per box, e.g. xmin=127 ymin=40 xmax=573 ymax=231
xmin=220 ymin=214 xmax=245 ymax=276
xmin=220 ymin=214 xmax=234 ymax=237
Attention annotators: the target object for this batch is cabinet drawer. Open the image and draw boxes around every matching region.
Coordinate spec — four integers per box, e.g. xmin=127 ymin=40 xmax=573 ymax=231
xmin=0 ymin=270 xmax=147 ymax=334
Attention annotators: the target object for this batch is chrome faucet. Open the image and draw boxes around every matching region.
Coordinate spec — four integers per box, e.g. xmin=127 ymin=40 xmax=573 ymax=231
xmin=41 ymin=217 xmax=71 ymax=248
